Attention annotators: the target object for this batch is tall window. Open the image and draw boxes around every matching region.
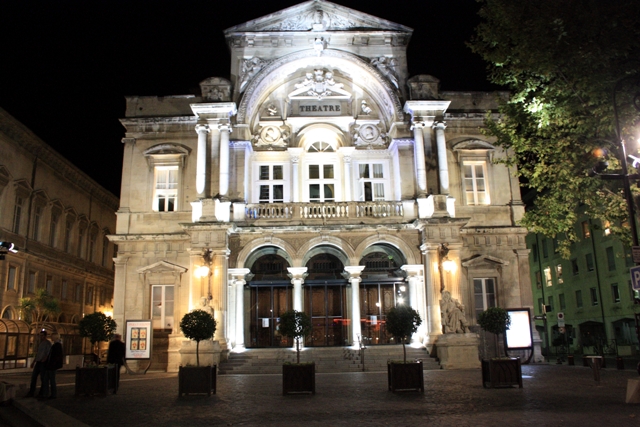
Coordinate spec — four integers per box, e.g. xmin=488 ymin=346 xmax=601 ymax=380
xmin=585 ymin=253 xmax=594 ymax=271
xmin=547 ymin=296 xmax=554 ymax=312
xmin=473 ymin=278 xmax=496 ymax=319
xmin=6 ymin=266 xmax=17 ymax=291
xmin=559 ymin=293 xmax=566 ymax=310
xmin=61 ymin=280 xmax=68 ymax=301
xmin=77 ymin=224 xmax=86 ymax=258
xmin=571 ymin=259 xmax=579 ymax=276
xmin=606 ymin=246 xmax=616 ymax=271
xmin=257 ymin=165 xmax=285 ymax=203
xmin=64 ymin=216 xmax=74 ymax=253
xmin=535 ymin=271 xmax=542 ymax=289
xmin=582 ymin=221 xmax=591 ymax=238
xmin=49 ymin=211 xmax=59 ymax=247
xmin=88 ymin=227 xmax=98 ymax=263
xmin=463 ymin=162 xmax=489 ymax=205
xmin=611 ymin=283 xmax=620 ymax=303
xmin=32 ymin=205 xmax=43 ymax=240
xmin=154 ymin=166 xmax=178 ymax=212
xmin=152 ymin=285 xmax=174 ymax=330
xmin=28 ymin=271 xmax=37 ymax=294
xmin=544 ymin=267 xmax=553 ymax=287
xmin=46 ymin=275 xmax=53 ymax=294
xmin=308 ymin=164 xmax=335 ymax=202
xmin=12 ymin=196 xmax=23 ymax=234
xmin=102 ymin=236 xmax=110 ymax=267
xmin=85 ymin=287 xmax=94 ymax=306
xmin=358 ymin=163 xmax=385 ymax=201
xmin=590 ymin=287 xmax=598 ymax=306
xmin=555 ymin=264 xmax=563 ymax=284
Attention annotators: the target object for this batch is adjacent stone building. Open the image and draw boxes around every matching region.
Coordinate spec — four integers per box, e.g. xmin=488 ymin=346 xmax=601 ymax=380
xmin=0 ymin=107 xmax=118 ymax=331
xmin=111 ymin=1 xmax=536 ymax=371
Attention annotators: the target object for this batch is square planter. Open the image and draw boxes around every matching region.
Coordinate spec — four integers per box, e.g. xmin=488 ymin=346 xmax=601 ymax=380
xmin=282 ymin=363 xmax=315 ymax=395
xmin=179 ymin=365 xmax=217 ymax=396
xmin=481 ymin=357 xmax=523 ymax=388
xmin=75 ymin=366 xmax=117 ymax=396
xmin=387 ymin=361 xmax=424 ymax=392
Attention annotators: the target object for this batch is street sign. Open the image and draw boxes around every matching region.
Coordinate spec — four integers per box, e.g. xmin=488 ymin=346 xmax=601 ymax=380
xmin=557 ymin=312 xmax=565 ymax=327
xmin=631 ymin=265 xmax=640 ymax=291
xmin=633 ymin=246 xmax=640 ymax=264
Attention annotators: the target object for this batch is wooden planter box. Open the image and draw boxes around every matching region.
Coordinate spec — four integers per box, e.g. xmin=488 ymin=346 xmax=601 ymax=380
xmin=75 ymin=366 xmax=117 ymax=396
xmin=387 ymin=361 xmax=424 ymax=392
xmin=282 ymin=363 xmax=315 ymax=395
xmin=481 ymin=358 xmax=523 ymax=388
xmin=179 ymin=366 xmax=217 ymax=396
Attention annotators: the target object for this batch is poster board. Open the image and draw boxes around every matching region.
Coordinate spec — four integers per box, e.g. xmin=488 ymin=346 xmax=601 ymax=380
xmin=505 ymin=308 xmax=533 ymax=350
xmin=125 ymin=320 xmax=152 ymax=360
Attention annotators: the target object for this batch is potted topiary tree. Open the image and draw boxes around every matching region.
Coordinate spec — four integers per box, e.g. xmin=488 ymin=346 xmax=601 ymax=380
xmin=385 ymin=305 xmax=424 ymax=392
xmin=178 ymin=309 xmax=217 ymax=396
xmin=477 ymin=307 xmax=522 ymax=388
xmin=279 ymin=310 xmax=314 ymax=395
xmin=76 ymin=312 xmax=118 ymax=396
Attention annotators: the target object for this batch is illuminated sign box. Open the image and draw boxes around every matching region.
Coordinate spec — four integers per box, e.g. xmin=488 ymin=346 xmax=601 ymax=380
xmin=505 ymin=308 xmax=533 ymax=350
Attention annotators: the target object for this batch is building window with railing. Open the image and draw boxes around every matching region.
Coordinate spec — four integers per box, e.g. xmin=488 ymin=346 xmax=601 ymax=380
xmin=254 ymin=164 xmax=286 ymax=203
xmin=358 ymin=162 xmax=386 ymax=201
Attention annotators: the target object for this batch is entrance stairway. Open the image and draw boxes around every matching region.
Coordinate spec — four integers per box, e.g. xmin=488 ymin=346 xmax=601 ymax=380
xmin=218 ymin=346 xmax=440 ymax=374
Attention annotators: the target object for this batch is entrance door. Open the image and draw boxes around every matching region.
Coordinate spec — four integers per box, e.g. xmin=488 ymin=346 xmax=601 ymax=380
xmin=249 ymin=285 xmax=292 ymax=347
xmin=151 ymin=285 xmax=174 ymax=331
xmin=305 ymin=283 xmax=347 ymax=347
xmin=360 ymin=282 xmax=403 ymax=345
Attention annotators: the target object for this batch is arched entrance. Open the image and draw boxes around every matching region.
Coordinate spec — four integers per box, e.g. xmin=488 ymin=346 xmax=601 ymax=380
xmin=359 ymin=245 xmax=407 ymax=346
xmin=247 ymin=252 xmax=293 ymax=348
xmin=304 ymin=252 xmax=349 ymax=347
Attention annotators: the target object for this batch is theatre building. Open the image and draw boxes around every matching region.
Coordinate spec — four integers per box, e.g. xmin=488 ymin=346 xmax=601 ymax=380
xmin=111 ymin=1 xmax=535 ymax=371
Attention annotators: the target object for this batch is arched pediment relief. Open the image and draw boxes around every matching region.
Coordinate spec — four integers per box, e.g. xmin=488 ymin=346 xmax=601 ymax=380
xmin=461 ymin=254 xmax=509 ymax=269
xmin=238 ymin=50 xmax=403 ymax=126
xmin=137 ymin=260 xmax=188 ymax=274
xmin=252 ymin=124 xmax=291 ymax=150
xmin=144 ymin=143 xmax=190 ymax=168
xmin=49 ymin=199 xmax=64 ymax=213
xmin=452 ymin=139 xmax=496 ymax=151
xmin=31 ymin=189 xmax=49 ymax=206
xmin=288 ymin=69 xmax=351 ymax=101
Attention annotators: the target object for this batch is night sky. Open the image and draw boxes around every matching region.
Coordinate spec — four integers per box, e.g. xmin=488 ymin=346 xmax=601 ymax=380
xmin=1 ymin=0 xmax=496 ymax=197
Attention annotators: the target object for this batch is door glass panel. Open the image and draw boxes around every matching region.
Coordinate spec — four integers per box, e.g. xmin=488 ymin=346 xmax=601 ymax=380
xmin=323 ymin=165 xmax=334 ymax=179
xmin=309 ymin=165 xmax=320 ymax=179
xmin=273 ymin=165 xmax=283 ymax=180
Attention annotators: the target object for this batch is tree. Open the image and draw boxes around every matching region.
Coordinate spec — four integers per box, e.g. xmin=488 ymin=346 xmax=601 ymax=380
xmin=469 ymin=0 xmax=640 ymax=257
xmin=78 ymin=312 xmax=117 ymax=357
xmin=179 ymin=309 xmax=216 ymax=367
xmin=385 ymin=305 xmax=422 ymax=363
xmin=477 ymin=307 xmax=511 ymax=357
xmin=19 ymin=289 xmax=61 ymax=337
xmin=279 ymin=310 xmax=312 ymax=364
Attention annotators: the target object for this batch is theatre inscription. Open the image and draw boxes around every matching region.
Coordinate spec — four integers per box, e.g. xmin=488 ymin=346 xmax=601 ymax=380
xmin=297 ymin=103 xmax=343 ymax=116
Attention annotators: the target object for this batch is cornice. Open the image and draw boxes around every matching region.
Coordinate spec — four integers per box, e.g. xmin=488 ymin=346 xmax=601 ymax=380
xmin=0 ymin=108 xmax=119 ymax=211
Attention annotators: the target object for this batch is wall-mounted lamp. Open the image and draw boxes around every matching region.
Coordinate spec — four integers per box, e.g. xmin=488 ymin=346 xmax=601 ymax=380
xmin=438 ymin=243 xmax=455 ymax=292
xmin=194 ymin=249 xmax=213 ymax=301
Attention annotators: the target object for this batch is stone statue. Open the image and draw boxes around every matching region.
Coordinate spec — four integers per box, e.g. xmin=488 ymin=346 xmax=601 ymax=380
xmin=239 ymin=57 xmax=266 ymax=92
xmin=198 ymin=296 xmax=215 ymax=319
xmin=440 ymin=290 xmax=470 ymax=334
xmin=361 ymin=100 xmax=372 ymax=115
xmin=371 ymin=57 xmax=399 ymax=89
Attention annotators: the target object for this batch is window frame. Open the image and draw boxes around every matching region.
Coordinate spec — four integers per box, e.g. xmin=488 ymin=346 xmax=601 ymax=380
xmin=252 ymin=162 xmax=289 ymax=204
xmin=473 ymin=277 xmax=496 ymax=320
xmin=356 ymin=161 xmax=389 ymax=202
xmin=462 ymin=160 xmax=490 ymax=206
xmin=153 ymin=166 xmax=179 ymax=212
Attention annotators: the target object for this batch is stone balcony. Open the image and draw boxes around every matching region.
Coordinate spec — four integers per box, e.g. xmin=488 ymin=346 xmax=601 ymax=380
xmin=233 ymin=201 xmax=418 ymax=226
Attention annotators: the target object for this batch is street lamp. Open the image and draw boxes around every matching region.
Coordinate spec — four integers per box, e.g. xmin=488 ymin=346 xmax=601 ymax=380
xmin=194 ymin=249 xmax=213 ymax=301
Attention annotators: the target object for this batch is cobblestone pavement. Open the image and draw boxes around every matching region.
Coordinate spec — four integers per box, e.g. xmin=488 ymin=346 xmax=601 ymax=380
xmin=2 ymin=364 xmax=640 ymax=427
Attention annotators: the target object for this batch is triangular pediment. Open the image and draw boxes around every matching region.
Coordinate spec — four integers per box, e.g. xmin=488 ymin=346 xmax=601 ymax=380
xmin=137 ymin=260 xmax=188 ymax=274
xmin=461 ymin=254 xmax=509 ymax=268
xmin=224 ymin=1 xmax=412 ymax=34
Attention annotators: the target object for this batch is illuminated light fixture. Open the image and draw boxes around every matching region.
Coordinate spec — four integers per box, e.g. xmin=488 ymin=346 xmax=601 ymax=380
xmin=194 ymin=265 xmax=210 ymax=278
xmin=103 ymin=310 xmax=113 ymax=318
xmin=397 ymin=297 xmax=404 ymax=304
xmin=399 ymin=285 xmax=406 ymax=292
xmin=442 ymin=259 xmax=456 ymax=273
xmin=438 ymin=243 xmax=455 ymax=292
xmin=195 ymin=249 xmax=214 ymax=301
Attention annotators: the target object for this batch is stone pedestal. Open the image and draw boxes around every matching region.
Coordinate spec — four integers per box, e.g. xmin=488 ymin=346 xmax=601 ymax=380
xmin=436 ymin=333 xmax=480 ymax=370
xmin=179 ymin=339 xmax=222 ymax=367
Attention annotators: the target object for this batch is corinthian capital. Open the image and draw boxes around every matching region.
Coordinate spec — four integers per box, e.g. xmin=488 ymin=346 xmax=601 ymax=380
xmin=432 ymin=121 xmax=447 ymax=130
xmin=195 ymin=124 xmax=210 ymax=134
xmin=218 ymin=123 xmax=233 ymax=133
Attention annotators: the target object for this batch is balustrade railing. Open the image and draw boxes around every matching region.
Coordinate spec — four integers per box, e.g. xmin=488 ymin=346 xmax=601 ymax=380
xmin=243 ymin=201 xmax=406 ymax=221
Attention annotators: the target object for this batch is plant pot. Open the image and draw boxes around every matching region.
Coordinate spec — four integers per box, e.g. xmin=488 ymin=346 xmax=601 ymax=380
xmin=481 ymin=358 xmax=522 ymax=388
xmin=282 ymin=363 xmax=315 ymax=395
xmin=178 ymin=365 xmax=216 ymax=396
xmin=387 ymin=361 xmax=424 ymax=392
xmin=75 ymin=366 xmax=117 ymax=396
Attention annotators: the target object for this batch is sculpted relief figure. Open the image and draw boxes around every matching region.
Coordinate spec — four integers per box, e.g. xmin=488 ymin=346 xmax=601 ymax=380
xmin=440 ymin=290 xmax=470 ymax=334
xmin=371 ymin=57 xmax=399 ymax=89
xmin=239 ymin=57 xmax=266 ymax=93
xmin=199 ymin=296 xmax=215 ymax=320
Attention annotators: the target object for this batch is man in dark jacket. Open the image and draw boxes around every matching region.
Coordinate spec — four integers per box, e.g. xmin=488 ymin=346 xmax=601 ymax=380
xmin=26 ymin=330 xmax=51 ymax=398
xmin=41 ymin=333 xmax=63 ymax=399
xmin=107 ymin=334 xmax=126 ymax=393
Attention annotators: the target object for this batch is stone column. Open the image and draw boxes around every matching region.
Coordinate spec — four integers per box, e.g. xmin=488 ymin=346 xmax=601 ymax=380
xmin=344 ymin=266 xmax=365 ymax=346
xmin=228 ymin=268 xmax=251 ymax=350
xmin=112 ymin=256 xmax=129 ymax=335
xmin=195 ymin=124 xmax=210 ymax=197
xmin=287 ymin=267 xmax=308 ymax=312
xmin=401 ymin=264 xmax=426 ymax=345
xmin=411 ymin=122 xmax=428 ymax=195
xmin=433 ymin=121 xmax=449 ymax=194
xmin=211 ymin=249 xmax=230 ymax=353
xmin=339 ymin=147 xmax=355 ymax=202
xmin=288 ymin=148 xmax=303 ymax=203
xmin=218 ymin=123 xmax=232 ymax=199
xmin=421 ymin=244 xmax=442 ymax=351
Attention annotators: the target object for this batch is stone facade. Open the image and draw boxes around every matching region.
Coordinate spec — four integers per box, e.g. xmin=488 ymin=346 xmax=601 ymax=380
xmin=111 ymin=1 xmax=534 ymax=371
xmin=0 ymin=107 xmax=118 ymax=332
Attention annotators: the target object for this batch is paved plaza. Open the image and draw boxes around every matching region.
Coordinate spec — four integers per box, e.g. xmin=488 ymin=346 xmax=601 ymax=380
xmin=1 ymin=363 xmax=640 ymax=427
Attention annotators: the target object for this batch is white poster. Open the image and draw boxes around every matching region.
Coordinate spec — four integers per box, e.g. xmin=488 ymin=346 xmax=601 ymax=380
xmin=505 ymin=309 xmax=533 ymax=349
xmin=125 ymin=320 xmax=152 ymax=360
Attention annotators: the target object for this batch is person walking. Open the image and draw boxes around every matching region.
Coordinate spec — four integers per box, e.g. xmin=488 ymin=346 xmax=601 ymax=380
xmin=25 ymin=330 xmax=52 ymax=398
xmin=40 ymin=333 xmax=63 ymax=399
xmin=107 ymin=334 xmax=126 ymax=393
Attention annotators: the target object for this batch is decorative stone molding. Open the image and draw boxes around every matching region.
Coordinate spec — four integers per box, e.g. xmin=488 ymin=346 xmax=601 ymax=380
xmin=200 ymin=77 xmax=232 ymax=101
xmin=253 ymin=124 xmax=290 ymax=149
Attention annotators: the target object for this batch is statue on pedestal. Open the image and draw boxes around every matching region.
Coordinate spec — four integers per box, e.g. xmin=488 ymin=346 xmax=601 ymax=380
xmin=440 ymin=290 xmax=470 ymax=334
